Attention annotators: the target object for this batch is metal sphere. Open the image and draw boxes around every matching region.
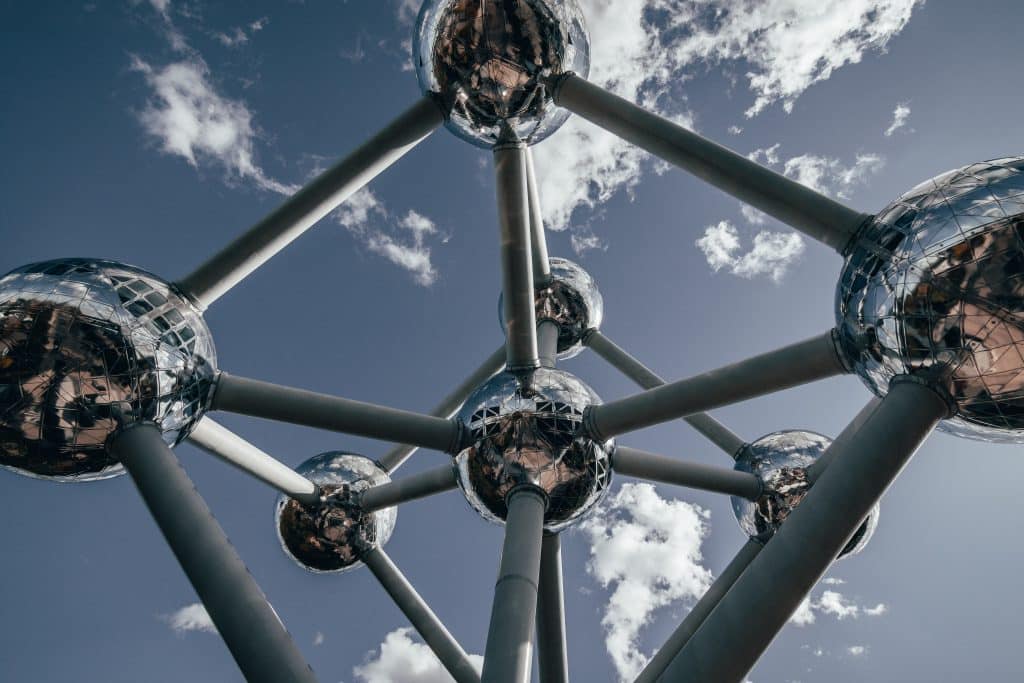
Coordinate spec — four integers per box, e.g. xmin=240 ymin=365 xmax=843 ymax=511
xmin=731 ymin=430 xmax=879 ymax=559
xmin=275 ymin=452 xmax=396 ymax=574
xmin=0 ymin=259 xmax=216 ymax=482
xmin=413 ymin=0 xmax=591 ymax=148
xmin=455 ymin=367 xmax=612 ymax=530
xmin=836 ymin=156 xmax=1024 ymax=442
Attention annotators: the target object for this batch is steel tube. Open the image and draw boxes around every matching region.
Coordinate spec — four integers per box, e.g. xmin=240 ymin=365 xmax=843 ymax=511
xmin=177 ymin=97 xmax=444 ymax=307
xmin=536 ymin=533 xmax=569 ymax=683
xmin=481 ymin=487 xmax=547 ymax=683
xmin=378 ymin=345 xmax=506 ymax=472
xmin=363 ymin=547 xmax=481 ymax=683
xmin=494 ymin=143 xmax=539 ymax=372
xmin=585 ymin=331 xmax=847 ymax=442
xmin=584 ymin=331 xmax=745 ymax=457
xmin=612 ymin=446 xmax=761 ymax=500
xmin=805 ymin=397 xmax=883 ymax=483
xmin=525 ymin=148 xmax=551 ymax=283
xmin=187 ymin=417 xmax=319 ymax=506
xmin=551 ymin=74 xmax=870 ymax=253
xmin=110 ymin=423 xmax=317 ymax=683
xmin=360 ymin=464 xmax=458 ymax=513
xmin=635 ymin=539 xmax=762 ymax=683
xmin=662 ymin=381 xmax=949 ymax=682
xmin=538 ymin=320 xmax=560 ymax=369
xmin=212 ymin=373 xmax=462 ymax=453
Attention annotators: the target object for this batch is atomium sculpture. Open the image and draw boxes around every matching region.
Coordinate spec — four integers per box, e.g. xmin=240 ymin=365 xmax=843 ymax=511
xmin=5 ymin=1 xmax=1024 ymax=682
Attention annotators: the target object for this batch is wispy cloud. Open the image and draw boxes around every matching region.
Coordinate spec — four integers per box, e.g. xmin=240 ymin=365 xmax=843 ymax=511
xmin=213 ymin=17 xmax=268 ymax=48
xmin=788 ymin=589 xmax=889 ymax=626
xmin=696 ymin=220 xmax=805 ymax=282
xmin=847 ymin=645 xmax=867 ymax=656
xmin=313 ymin=631 xmax=325 ymax=647
xmin=885 ymin=102 xmax=912 ymax=136
xmin=162 ymin=603 xmax=217 ymax=635
xmin=354 ymin=627 xmax=483 ymax=683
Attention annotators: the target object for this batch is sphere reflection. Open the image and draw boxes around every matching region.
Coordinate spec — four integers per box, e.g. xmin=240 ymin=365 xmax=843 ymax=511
xmin=275 ymin=452 xmax=396 ymax=574
xmin=0 ymin=259 xmax=216 ymax=481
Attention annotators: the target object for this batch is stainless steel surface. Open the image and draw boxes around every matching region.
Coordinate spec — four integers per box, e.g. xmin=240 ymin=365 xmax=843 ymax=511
xmin=536 ymin=533 xmax=569 ymax=683
xmin=360 ymin=463 xmax=458 ymax=513
xmin=612 ymin=445 xmax=762 ymax=500
xmin=537 ymin=320 xmax=560 ymax=368
xmin=525 ymin=149 xmax=551 ymax=283
xmin=0 ymin=259 xmax=216 ymax=481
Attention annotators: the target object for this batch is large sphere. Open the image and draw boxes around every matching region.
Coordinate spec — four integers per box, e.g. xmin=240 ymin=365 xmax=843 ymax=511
xmin=499 ymin=257 xmax=603 ymax=360
xmin=455 ymin=367 xmax=612 ymax=530
xmin=836 ymin=156 xmax=1024 ymax=442
xmin=731 ymin=430 xmax=879 ymax=559
xmin=0 ymin=259 xmax=216 ymax=481
xmin=275 ymin=452 xmax=396 ymax=574
xmin=413 ymin=0 xmax=591 ymax=148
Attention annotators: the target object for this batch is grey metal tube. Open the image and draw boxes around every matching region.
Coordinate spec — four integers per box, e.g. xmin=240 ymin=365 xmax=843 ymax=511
xmin=481 ymin=487 xmax=547 ymax=683
xmin=212 ymin=372 xmax=462 ymax=454
xmin=360 ymin=464 xmax=458 ymax=513
xmin=551 ymin=74 xmax=870 ymax=253
xmin=806 ymin=397 xmax=883 ymax=484
xmin=585 ymin=331 xmax=847 ymax=442
xmin=584 ymin=331 xmax=745 ymax=457
xmin=536 ymin=533 xmax=569 ymax=683
xmin=495 ymin=143 xmax=540 ymax=372
xmin=538 ymin=320 xmax=560 ymax=369
xmin=634 ymin=539 xmax=762 ymax=683
xmin=612 ymin=446 xmax=761 ymax=500
xmin=177 ymin=97 xmax=444 ymax=307
xmin=363 ymin=547 xmax=481 ymax=683
xmin=379 ymin=345 xmax=506 ymax=472
xmin=187 ymin=417 xmax=319 ymax=506
xmin=110 ymin=423 xmax=317 ymax=683
xmin=662 ymin=380 xmax=949 ymax=682
xmin=525 ymin=148 xmax=551 ymax=284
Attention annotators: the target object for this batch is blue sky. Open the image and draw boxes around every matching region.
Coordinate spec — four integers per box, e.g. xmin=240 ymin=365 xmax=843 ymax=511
xmin=3 ymin=1 xmax=1024 ymax=682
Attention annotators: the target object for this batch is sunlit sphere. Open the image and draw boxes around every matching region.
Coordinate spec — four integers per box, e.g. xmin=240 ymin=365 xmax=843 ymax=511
xmin=275 ymin=452 xmax=396 ymax=574
xmin=455 ymin=367 xmax=612 ymax=530
xmin=0 ymin=259 xmax=216 ymax=482
xmin=837 ymin=157 xmax=1024 ymax=442
xmin=731 ymin=430 xmax=879 ymax=559
xmin=499 ymin=257 xmax=603 ymax=360
xmin=413 ymin=0 xmax=591 ymax=147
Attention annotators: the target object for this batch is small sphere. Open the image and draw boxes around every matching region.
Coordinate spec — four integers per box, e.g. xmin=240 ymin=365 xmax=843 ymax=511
xmin=275 ymin=452 xmax=396 ymax=574
xmin=731 ymin=430 xmax=879 ymax=559
xmin=836 ymin=156 xmax=1024 ymax=442
xmin=0 ymin=259 xmax=216 ymax=482
xmin=455 ymin=367 xmax=612 ymax=531
xmin=413 ymin=0 xmax=591 ymax=148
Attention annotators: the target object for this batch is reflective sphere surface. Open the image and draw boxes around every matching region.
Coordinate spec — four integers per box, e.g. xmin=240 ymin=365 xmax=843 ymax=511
xmin=0 ymin=259 xmax=216 ymax=481
xmin=837 ymin=157 xmax=1024 ymax=442
xmin=275 ymin=452 xmax=396 ymax=574
xmin=456 ymin=368 xmax=612 ymax=530
xmin=731 ymin=430 xmax=878 ymax=559
xmin=414 ymin=0 xmax=590 ymax=147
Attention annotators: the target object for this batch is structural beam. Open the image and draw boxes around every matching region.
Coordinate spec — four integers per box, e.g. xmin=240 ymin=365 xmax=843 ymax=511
xmin=538 ymin=320 xmax=560 ymax=368
xmin=363 ymin=547 xmax=481 ymax=683
xmin=550 ymin=74 xmax=871 ymax=253
xmin=177 ymin=97 xmax=444 ymax=307
xmin=212 ymin=372 xmax=462 ymax=454
xmin=536 ymin=533 xmax=569 ymax=683
xmin=360 ymin=464 xmax=458 ymax=513
xmin=612 ymin=446 xmax=761 ymax=500
xmin=494 ymin=142 xmax=540 ymax=372
xmin=187 ymin=417 xmax=319 ymax=506
xmin=661 ymin=380 xmax=950 ymax=682
xmin=378 ymin=345 xmax=506 ymax=472
xmin=585 ymin=331 xmax=848 ymax=442
xmin=584 ymin=330 xmax=744 ymax=457
xmin=524 ymin=148 xmax=551 ymax=284
xmin=110 ymin=423 xmax=317 ymax=683
xmin=481 ymin=487 xmax=547 ymax=683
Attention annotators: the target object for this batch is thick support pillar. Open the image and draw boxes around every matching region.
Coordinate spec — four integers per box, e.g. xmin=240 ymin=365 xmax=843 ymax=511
xmin=481 ymin=487 xmax=547 ymax=683
xmin=551 ymin=74 xmax=871 ymax=253
xmin=110 ymin=424 xmax=317 ymax=683
xmin=538 ymin=320 xmax=560 ymax=368
xmin=360 ymin=464 xmax=458 ymax=513
xmin=178 ymin=97 xmax=444 ymax=307
xmin=525 ymin=148 xmax=551 ymax=284
xmin=363 ymin=547 xmax=480 ymax=683
xmin=612 ymin=446 xmax=761 ymax=500
xmin=536 ymin=533 xmax=569 ymax=683
xmin=662 ymin=380 xmax=949 ymax=682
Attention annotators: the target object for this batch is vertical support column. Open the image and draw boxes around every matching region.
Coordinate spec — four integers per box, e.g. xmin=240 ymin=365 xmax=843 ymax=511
xmin=536 ymin=533 xmax=570 ymax=683
xmin=481 ymin=487 xmax=547 ymax=683
xmin=110 ymin=424 xmax=317 ymax=683
xmin=537 ymin=320 xmax=560 ymax=368
xmin=525 ymin=148 xmax=551 ymax=284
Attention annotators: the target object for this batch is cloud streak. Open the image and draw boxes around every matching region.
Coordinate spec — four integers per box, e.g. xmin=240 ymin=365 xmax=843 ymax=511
xmin=163 ymin=603 xmax=217 ymax=635
xmin=354 ymin=628 xmax=482 ymax=683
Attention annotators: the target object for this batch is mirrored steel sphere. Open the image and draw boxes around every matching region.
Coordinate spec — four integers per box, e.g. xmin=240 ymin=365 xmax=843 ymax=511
xmin=731 ymin=430 xmax=879 ymax=559
xmin=0 ymin=259 xmax=216 ymax=482
xmin=455 ymin=367 xmax=612 ymax=530
xmin=499 ymin=257 xmax=603 ymax=360
xmin=275 ymin=452 xmax=396 ymax=574
xmin=413 ymin=0 xmax=591 ymax=147
xmin=837 ymin=157 xmax=1024 ymax=442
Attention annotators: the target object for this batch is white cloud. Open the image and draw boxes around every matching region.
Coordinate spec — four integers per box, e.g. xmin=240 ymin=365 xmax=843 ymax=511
xmin=847 ymin=645 xmax=867 ymax=656
xmin=581 ymin=483 xmax=712 ymax=682
xmin=789 ymin=590 xmax=888 ymax=626
xmin=817 ymin=590 xmax=860 ymax=620
xmin=885 ymin=102 xmax=912 ymax=136
xmin=790 ymin=598 xmax=816 ymax=626
xmin=354 ymin=628 xmax=483 ymax=683
xmin=571 ymin=230 xmax=608 ymax=255
xmin=781 ymin=152 xmax=885 ymax=200
xmin=214 ymin=17 xmax=268 ymax=48
xmin=163 ymin=603 xmax=217 ymax=635
xmin=821 ymin=577 xmax=846 ymax=585
xmin=728 ymin=125 xmax=744 ymax=135
xmin=865 ymin=603 xmax=888 ymax=616
xmin=313 ymin=631 xmax=325 ymax=647
xmin=696 ymin=220 xmax=805 ymax=282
